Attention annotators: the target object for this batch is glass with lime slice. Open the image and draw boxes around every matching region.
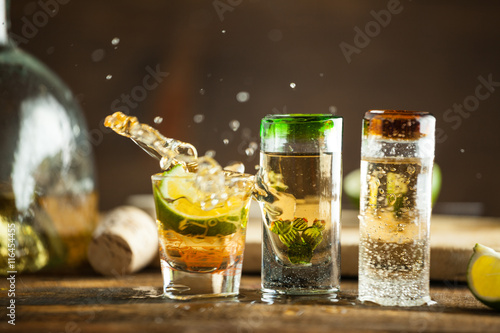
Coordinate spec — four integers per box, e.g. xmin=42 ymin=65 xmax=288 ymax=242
xmin=152 ymin=164 xmax=253 ymax=300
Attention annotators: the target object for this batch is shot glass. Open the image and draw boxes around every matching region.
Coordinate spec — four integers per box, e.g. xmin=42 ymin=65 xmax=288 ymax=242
xmin=358 ymin=110 xmax=436 ymax=306
xmin=255 ymin=114 xmax=343 ymax=296
xmin=152 ymin=168 xmax=253 ymax=300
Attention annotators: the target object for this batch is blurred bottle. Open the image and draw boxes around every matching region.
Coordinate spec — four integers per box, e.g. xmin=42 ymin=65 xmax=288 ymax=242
xmin=0 ymin=0 xmax=98 ymax=274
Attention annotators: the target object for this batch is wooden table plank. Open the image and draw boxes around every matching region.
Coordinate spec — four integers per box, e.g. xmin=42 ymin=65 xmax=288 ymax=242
xmin=1 ymin=270 xmax=499 ymax=333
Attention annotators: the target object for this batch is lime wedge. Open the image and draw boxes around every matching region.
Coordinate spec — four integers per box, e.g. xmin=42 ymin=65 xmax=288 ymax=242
xmin=467 ymin=243 xmax=500 ymax=310
xmin=153 ymin=165 xmax=248 ymax=236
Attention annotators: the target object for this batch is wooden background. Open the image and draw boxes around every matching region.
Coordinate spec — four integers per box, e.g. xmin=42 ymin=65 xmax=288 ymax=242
xmin=9 ymin=0 xmax=500 ymax=216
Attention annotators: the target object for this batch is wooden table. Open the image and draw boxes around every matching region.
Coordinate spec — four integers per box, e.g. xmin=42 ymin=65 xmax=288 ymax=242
xmin=1 ymin=269 xmax=499 ymax=333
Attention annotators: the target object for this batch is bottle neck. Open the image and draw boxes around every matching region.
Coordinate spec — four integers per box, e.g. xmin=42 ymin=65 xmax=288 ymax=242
xmin=0 ymin=0 xmax=9 ymax=46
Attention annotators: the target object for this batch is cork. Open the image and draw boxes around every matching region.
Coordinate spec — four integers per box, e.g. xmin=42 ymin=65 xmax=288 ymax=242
xmin=88 ymin=206 xmax=158 ymax=276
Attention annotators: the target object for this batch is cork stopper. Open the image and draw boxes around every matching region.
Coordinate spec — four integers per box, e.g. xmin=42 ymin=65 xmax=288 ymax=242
xmin=363 ymin=110 xmax=434 ymax=140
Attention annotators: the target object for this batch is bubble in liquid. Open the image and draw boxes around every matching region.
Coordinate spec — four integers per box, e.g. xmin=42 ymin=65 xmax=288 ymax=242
xmin=154 ymin=116 xmax=163 ymax=124
xmin=106 ymin=74 xmax=112 ymax=80
xmin=290 ymin=82 xmax=296 ymax=89
xmin=193 ymin=114 xmax=205 ymax=123
xmin=223 ymin=138 xmax=229 ymax=145
xmin=229 ymin=120 xmax=240 ymax=132
xmin=205 ymin=150 xmax=216 ymax=157
xmin=111 ymin=37 xmax=120 ymax=46
xmin=236 ymin=91 xmax=250 ymax=103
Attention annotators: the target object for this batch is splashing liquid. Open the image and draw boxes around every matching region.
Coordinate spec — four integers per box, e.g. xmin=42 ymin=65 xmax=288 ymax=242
xmin=104 ymin=112 xmax=198 ymax=171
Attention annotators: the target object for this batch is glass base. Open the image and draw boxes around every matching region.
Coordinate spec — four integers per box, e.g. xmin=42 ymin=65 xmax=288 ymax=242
xmin=161 ymin=260 xmax=242 ymax=300
xmin=358 ymin=275 xmax=435 ymax=307
xmin=261 ymin=286 xmax=339 ymax=296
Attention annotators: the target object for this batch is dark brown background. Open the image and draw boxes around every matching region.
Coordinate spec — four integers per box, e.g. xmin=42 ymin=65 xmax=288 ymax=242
xmin=9 ymin=0 xmax=500 ymax=216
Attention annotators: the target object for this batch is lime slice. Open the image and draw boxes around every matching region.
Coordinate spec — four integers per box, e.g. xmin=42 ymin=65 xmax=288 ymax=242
xmin=153 ymin=165 xmax=248 ymax=237
xmin=467 ymin=243 xmax=500 ymax=310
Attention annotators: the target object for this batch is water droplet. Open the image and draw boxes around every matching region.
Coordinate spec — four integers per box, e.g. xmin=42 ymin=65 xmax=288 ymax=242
xmin=193 ymin=114 xmax=205 ymax=123
xmin=328 ymin=105 xmax=337 ymax=114
xmin=236 ymin=91 xmax=250 ymax=103
xmin=199 ymin=88 xmax=205 ymax=95
xmin=106 ymin=74 xmax=112 ymax=80
xmin=223 ymin=138 xmax=229 ymax=145
xmin=111 ymin=37 xmax=120 ymax=46
xmin=205 ymin=150 xmax=216 ymax=157
xmin=91 ymin=49 xmax=105 ymax=62
xmin=254 ymin=165 xmax=260 ymax=170
xmin=154 ymin=116 xmax=163 ymax=124
xmin=221 ymin=29 xmax=226 ymax=34
xmin=245 ymin=147 xmax=255 ymax=156
xmin=289 ymin=82 xmax=296 ymax=89
xmin=249 ymin=141 xmax=258 ymax=150
xmin=407 ymin=165 xmax=416 ymax=175
xmin=319 ymin=73 xmax=324 ymax=77
xmin=460 ymin=148 xmax=465 ymax=153
xmin=229 ymin=120 xmax=240 ymax=132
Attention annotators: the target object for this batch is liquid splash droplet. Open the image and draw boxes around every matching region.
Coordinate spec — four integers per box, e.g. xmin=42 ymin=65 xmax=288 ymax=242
xmin=289 ymin=82 xmax=296 ymax=89
xmin=106 ymin=74 xmax=112 ymax=80
xmin=245 ymin=148 xmax=255 ymax=156
xmin=193 ymin=114 xmax=205 ymax=123
xmin=329 ymin=106 xmax=337 ymax=114
xmin=229 ymin=120 xmax=240 ymax=132
xmin=154 ymin=116 xmax=163 ymax=124
xmin=236 ymin=91 xmax=250 ymax=103
xmin=111 ymin=37 xmax=120 ymax=46
xmin=223 ymin=138 xmax=229 ymax=145
xmin=199 ymin=89 xmax=205 ymax=95
xmin=205 ymin=150 xmax=216 ymax=158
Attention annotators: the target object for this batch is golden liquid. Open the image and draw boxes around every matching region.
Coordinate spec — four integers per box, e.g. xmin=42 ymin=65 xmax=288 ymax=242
xmin=0 ymin=192 xmax=98 ymax=274
xmin=158 ymin=227 xmax=246 ymax=273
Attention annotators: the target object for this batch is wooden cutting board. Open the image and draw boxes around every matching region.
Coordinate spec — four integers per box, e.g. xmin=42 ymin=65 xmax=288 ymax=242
xmin=127 ymin=196 xmax=500 ymax=282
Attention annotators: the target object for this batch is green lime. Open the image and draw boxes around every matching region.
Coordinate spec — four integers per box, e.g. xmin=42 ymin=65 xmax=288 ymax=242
xmin=431 ymin=163 xmax=442 ymax=205
xmin=343 ymin=168 xmax=361 ymax=208
xmin=152 ymin=165 xmax=248 ymax=236
xmin=467 ymin=243 xmax=500 ymax=311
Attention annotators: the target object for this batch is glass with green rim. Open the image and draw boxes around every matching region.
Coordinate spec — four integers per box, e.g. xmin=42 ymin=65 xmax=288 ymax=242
xmin=256 ymin=114 xmax=343 ymax=296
